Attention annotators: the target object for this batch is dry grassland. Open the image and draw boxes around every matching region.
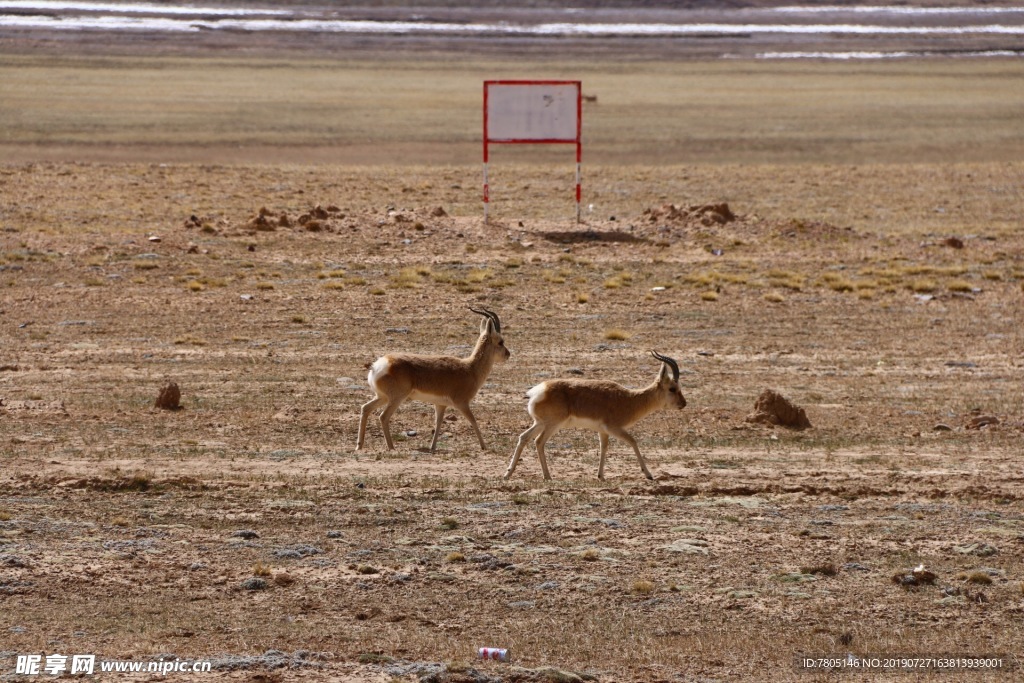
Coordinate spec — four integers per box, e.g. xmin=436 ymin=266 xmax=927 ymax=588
xmin=1 ymin=53 xmax=1024 ymax=682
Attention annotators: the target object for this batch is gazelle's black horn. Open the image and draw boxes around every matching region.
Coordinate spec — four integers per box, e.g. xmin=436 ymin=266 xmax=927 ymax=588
xmin=651 ymin=350 xmax=679 ymax=381
xmin=469 ymin=307 xmax=501 ymax=333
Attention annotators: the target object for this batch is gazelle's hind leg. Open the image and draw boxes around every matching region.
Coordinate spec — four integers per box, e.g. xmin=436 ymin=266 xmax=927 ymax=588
xmin=534 ymin=423 xmax=561 ymax=481
xmin=377 ymin=395 xmax=408 ymax=451
xmin=506 ymin=421 xmax=543 ymax=479
xmin=356 ymin=395 xmax=386 ymax=450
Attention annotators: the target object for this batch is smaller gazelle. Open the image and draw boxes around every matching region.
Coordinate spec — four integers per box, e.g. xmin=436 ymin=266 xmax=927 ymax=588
xmin=356 ymin=308 xmax=510 ymax=452
xmin=505 ymin=351 xmax=686 ymax=480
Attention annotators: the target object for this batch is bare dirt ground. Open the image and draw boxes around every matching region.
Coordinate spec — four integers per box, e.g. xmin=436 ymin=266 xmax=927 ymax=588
xmin=2 ymin=3 xmax=1024 ymax=680
xmin=2 ymin=158 xmax=1023 ymax=682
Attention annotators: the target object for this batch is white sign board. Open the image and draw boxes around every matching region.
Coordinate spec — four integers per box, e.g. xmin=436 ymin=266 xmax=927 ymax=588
xmin=483 ymin=80 xmax=583 ymax=223
xmin=485 ymin=82 xmax=580 ymax=142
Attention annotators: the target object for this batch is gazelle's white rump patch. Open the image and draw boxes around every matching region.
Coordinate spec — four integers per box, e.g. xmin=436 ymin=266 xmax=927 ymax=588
xmin=525 ymin=382 xmax=548 ymax=413
xmin=367 ymin=356 xmax=391 ymax=388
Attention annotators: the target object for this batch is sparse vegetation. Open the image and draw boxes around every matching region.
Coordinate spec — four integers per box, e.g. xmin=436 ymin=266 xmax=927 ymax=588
xmin=1 ymin=47 xmax=1023 ymax=683
xmin=603 ymin=329 xmax=631 ymax=341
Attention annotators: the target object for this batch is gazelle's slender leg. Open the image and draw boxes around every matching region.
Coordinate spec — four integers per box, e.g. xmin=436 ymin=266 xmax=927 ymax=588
xmin=506 ymin=421 xmax=542 ymax=478
xmin=597 ymin=432 xmax=610 ymax=480
xmin=357 ymin=396 xmax=386 ymax=450
xmin=607 ymin=425 xmax=653 ymax=480
xmin=378 ymin=396 xmax=408 ymax=451
xmin=456 ymin=404 xmax=487 ymax=451
xmin=534 ymin=424 xmax=560 ymax=480
xmin=428 ymin=405 xmax=447 ymax=452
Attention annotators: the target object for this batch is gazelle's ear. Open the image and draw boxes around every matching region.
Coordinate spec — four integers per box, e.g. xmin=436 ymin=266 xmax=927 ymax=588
xmin=480 ymin=316 xmax=490 ymax=334
xmin=658 ymin=362 xmax=670 ymax=381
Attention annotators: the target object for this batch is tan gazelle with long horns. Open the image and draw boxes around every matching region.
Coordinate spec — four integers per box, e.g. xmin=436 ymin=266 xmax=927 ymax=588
xmin=357 ymin=308 xmax=510 ymax=452
xmin=505 ymin=351 xmax=686 ymax=480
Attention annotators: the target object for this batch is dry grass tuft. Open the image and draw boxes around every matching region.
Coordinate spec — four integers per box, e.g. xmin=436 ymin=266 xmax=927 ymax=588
xmin=604 ymin=329 xmax=631 ymax=341
xmin=959 ymin=571 xmax=993 ymax=585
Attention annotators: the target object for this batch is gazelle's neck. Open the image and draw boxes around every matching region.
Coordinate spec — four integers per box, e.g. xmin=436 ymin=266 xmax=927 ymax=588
xmin=466 ymin=335 xmax=496 ymax=375
xmin=629 ymin=380 xmax=667 ymax=418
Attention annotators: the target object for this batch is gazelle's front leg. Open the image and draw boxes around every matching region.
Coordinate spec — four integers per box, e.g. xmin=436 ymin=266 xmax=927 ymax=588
xmin=428 ymin=405 xmax=447 ymax=452
xmin=597 ymin=432 xmax=610 ymax=480
xmin=608 ymin=425 xmax=653 ymax=480
xmin=456 ymin=403 xmax=487 ymax=451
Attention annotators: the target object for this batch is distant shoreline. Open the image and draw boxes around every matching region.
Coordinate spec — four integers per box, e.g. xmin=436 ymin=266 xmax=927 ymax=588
xmin=2 ymin=1 xmax=1023 ymax=60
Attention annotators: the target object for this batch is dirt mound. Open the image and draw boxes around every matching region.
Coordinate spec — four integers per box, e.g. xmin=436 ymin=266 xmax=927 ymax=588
xmin=230 ymin=204 xmax=455 ymax=238
xmin=643 ymin=202 xmax=736 ymax=227
xmin=745 ymin=389 xmax=811 ymax=430
xmin=154 ymin=382 xmax=181 ymax=410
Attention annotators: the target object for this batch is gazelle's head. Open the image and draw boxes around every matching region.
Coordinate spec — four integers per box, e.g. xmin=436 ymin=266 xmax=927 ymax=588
xmin=652 ymin=350 xmax=686 ymax=409
xmin=470 ymin=307 xmax=510 ymax=363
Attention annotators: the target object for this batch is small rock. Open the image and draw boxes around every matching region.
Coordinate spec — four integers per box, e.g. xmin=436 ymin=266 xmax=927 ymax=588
xmin=933 ymin=423 xmax=954 ymax=432
xmin=274 ymin=545 xmax=322 ymax=559
xmin=893 ymin=565 xmax=937 ymax=588
xmin=231 ymin=530 xmax=260 ymax=540
xmin=954 ymin=543 xmax=998 ymax=557
xmin=839 ymin=561 xmax=872 ymax=573
xmin=966 ymin=415 xmax=999 ymax=430
xmin=507 ymin=600 xmax=536 ymax=609
xmin=241 ymin=577 xmax=268 ymax=591
xmin=0 ymin=554 xmax=30 ymax=568
xmin=660 ymin=538 xmax=710 ymax=555
xmin=942 ymin=236 xmax=964 ymax=249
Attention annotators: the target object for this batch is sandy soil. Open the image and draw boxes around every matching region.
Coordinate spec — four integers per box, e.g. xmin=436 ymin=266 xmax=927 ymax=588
xmin=2 ymin=4 xmax=1024 ymax=679
xmin=1 ymin=156 xmax=1023 ymax=681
